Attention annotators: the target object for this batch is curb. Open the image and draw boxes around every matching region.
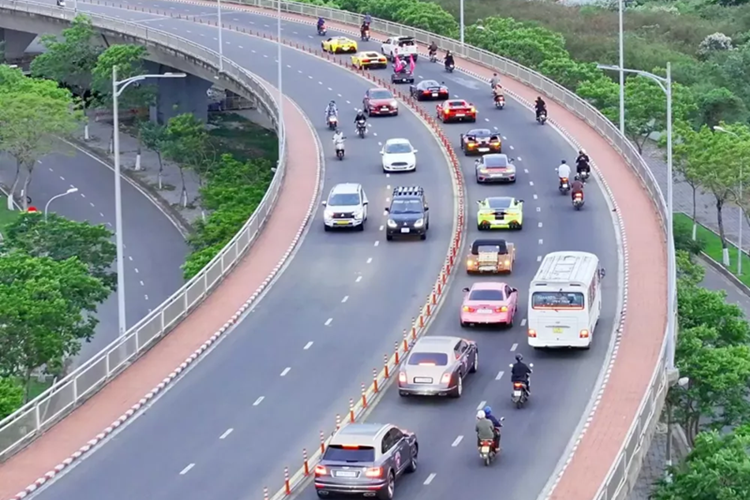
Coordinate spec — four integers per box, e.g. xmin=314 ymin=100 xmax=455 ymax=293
xmin=8 ymin=93 xmax=323 ymax=500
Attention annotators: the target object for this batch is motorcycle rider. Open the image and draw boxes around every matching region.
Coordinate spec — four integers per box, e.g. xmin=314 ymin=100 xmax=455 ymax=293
xmin=428 ymin=41 xmax=438 ymax=59
xmin=571 ymin=174 xmax=585 ymax=202
xmin=492 ymin=82 xmax=504 ymax=102
xmin=475 ymin=410 xmax=496 ymax=449
xmin=354 ymin=109 xmax=367 ymax=132
xmin=483 ymin=406 xmax=502 ymax=451
xmin=363 ymin=12 xmax=372 ymax=26
xmin=557 ymin=159 xmax=571 ymax=189
xmin=317 ymin=17 xmax=326 ymax=33
xmin=490 ymin=73 xmax=500 ymax=90
xmin=576 ymin=148 xmax=591 ymax=176
xmin=325 ymin=100 xmax=338 ymax=124
xmin=535 ymin=96 xmax=547 ymax=120
xmin=444 ymin=50 xmax=455 ymax=70
xmin=332 ymin=130 xmax=345 ymax=153
xmin=360 ymin=22 xmax=370 ymax=39
xmin=511 ymin=353 xmax=533 ymax=395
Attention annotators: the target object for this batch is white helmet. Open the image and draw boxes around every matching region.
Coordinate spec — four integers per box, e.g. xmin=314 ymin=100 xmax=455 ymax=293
xmin=476 ymin=410 xmax=486 ymax=419
xmin=579 ymin=148 xmax=587 ymax=155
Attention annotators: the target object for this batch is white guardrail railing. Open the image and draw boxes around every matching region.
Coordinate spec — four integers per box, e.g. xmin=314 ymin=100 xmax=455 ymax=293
xmin=229 ymin=2 xmax=672 ymax=499
xmin=0 ymin=0 xmax=287 ymax=462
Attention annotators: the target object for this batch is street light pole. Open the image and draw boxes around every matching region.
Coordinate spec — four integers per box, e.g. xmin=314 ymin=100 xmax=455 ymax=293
xmin=714 ymin=125 xmax=745 ymax=277
xmin=618 ymin=0 xmax=625 ymax=135
xmin=665 ymin=376 xmax=690 ymax=479
xmin=459 ymin=0 xmax=465 ymax=46
xmin=277 ymin=0 xmax=283 ymax=162
xmin=598 ymin=62 xmax=675 ymax=370
xmin=217 ymin=0 xmax=224 ymax=72
xmin=44 ymin=187 xmax=78 ymax=222
xmin=112 ymin=67 xmax=186 ymax=336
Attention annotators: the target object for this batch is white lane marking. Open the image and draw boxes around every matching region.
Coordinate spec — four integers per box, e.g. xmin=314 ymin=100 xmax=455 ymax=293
xmin=424 ymin=473 xmax=437 ymax=485
xmin=538 ymin=222 xmax=543 ymax=228
xmin=328 ymin=87 xmax=333 ymax=91
xmin=495 ymin=370 xmax=505 ymax=380
xmin=144 ymin=294 xmax=149 ymax=300
xmin=89 ymin=202 xmax=95 ymax=207
xmin=524 ymin=169 xmax=529 ymax=174
xmin=484 ymin=118 xmax=490 ymax=122
xmin=374 ymin=241 xmax=379 ymax=247
xmin=80 ymin=193 xmax=86 ymax=198
xmin=451 ymin=435 xmax=463 ymax=447
xmin=366 ymin=257 xmax=373 ymax=264
xmin=179 ymin=463 xmax=195 ymax=475
xmin=476 ymin=400 xmax=487 ymax=411
xmin=356 ymin=276 xmax=362 ymax=282
xmin=338 ymin=93 xmax=342 ymax=97
xmin=509 ymin=145 xmax=514 ymax=150
xmin=502 ymin=136 xmax=507 ymax=140
xmin=346 ymin=100 xmax=351 ymax=104
xmin=219 ymin=428 xmax=233 ymax=439
xmin=533 ymin=194 xmax=538 ymax=200
xmin=128 ymin=256 xmax=133 ymax=261
xmin=134 ymin=268 xmax=139 ymax=274
xmin=521 ymin=318 xmax=527 ymax=327
xmin=253 ymin=396 xmax=264 ymax=406
xmin=510 ymin=343 xmax=518 ymax=352
xmin=325 ymin=318 xmax=333 ymax=326
xmin=518 ymin=157 xmax=522 ymax=161
xmin=139 ymin=280 xmax=144 ymax=286
xmin=304 ymin=341 xmax=314 ymax=350
xmin=537 ymin=255 xmax=542 ymax=262
xmin=379 ymin=225 xmax=384 ymax=231
xmin=342 ymin=296 xmax=349 ymax=303
xmin=536 ymin=207 xmax=541 ymax=212
xmin=100 ymin=212 xmax=105 ymax=217
xmin=538 ymin=239 xmax=543 ymax=245
xmin=60 ymin=175 xmax=66 ymax=181
xmin=48 ymin=167 xmax=53 ymax=172
xmin=529 ymin=181 xmax=534 ymax=186
xmin=280 ymin=367 xmax=291 ymax=377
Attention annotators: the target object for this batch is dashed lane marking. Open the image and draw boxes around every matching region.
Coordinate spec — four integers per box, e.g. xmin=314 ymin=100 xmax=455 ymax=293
xmin=280 ymin=367 xmax=291 ymax=377
xmin=219 ymin=428 xmax=233 ymax=439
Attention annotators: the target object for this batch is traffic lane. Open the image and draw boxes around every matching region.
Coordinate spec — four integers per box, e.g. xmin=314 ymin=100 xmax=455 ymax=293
xmin=698 ymin=258 xmax=750 ymax=312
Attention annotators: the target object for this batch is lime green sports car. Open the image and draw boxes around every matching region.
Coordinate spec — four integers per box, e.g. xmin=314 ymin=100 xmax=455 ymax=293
xmin=477 ymin=196 xmax=524 ymax=230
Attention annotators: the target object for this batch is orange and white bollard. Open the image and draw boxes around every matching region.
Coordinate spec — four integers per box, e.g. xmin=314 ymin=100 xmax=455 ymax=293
xmin=349 ymin=398 xmax=355 ymax=423
xmin=437 ymin=281 xmax=443 ymax=295
xmin=263 ymin=486 xmax=269 ymax=500
xmin=361 ymin=383 xmax=368 ymax=408
xmin=336 ymin=414 xmax=341 ymax=430
xmin=384 ymin=354 xmax=390 ymax=378
xmin=394 ymin=341 xmax=400 ymax=364
xmin=303 ymin=448 xmax=310 ymax=476
xmin=419 ymin=315 xmax=425 ymax=327
xmin=411 ymin=326 xmax=417 ymax=340
xmin=373 ymin=368 xmax=379 ymax=393
xmin=320 ymin=430 xmax=326 ymax=454
xmin=284 ymin=467 xmax=291 ymax=495
xmin=426 ymin=303 xmax=432 ymax=316
xmin=431 ymin=291 xmax=437 ymax=305
xmin=402 ymin=334 xmax=409 ymax=352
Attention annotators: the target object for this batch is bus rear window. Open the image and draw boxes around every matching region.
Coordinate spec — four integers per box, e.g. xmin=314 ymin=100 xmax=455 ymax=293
xmin=531 ymin=291 xmax=585 ymax=310
xmin=323 ymin=445 xmax=376 ymax=462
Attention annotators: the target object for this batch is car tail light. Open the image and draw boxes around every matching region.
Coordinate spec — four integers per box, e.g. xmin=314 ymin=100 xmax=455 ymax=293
xmin=513 ymin=382 xmax=524 ymax=389
xmin=365 ymin=467 xmax=383 ymax=478
xmin=504 ymin=260 xmax=510 ymax=265
xmin=463 ymin=306 xmax=476 ymax=312
xmin=467 ymin=258 xmax=475 ymax=266
xmin=561 ymin=177 xmax=568 ymax=183
xmin=580 ymin=329 xmax=590 ymax=338
xmin=423 ymin=90 xmax=430 ymax=94
xmin=470 ymin=107 xmax=476 ymax=113
xmin=575 ymin=193 xmax=583 ymax=199
xmin=440 ymin=373 xmax=452 ymax=384
xmin=314 ymin=465 xmax=327 ymax=476
xmin=467 ymin=143 xmax=476 ymax=148
xmin=398 ymin=371 xmax=406 ymax=383
xmin=495 ymin=306 xmax=508 ymax=312
xmin=528 ymin=329 xmax=537 ymax=338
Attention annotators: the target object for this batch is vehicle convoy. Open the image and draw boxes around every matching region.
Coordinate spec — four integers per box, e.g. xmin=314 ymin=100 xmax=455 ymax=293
xmin=465 ymin=238 xmax=516 ymax=274
xmin=436 ymin=99 xmax=477 ymax=123
xmin=477 ymin=196 xmax=524 ymax=230
xmin=398 ymin=336 xmax=478 ymax=398
xmin=460 ymin=129 xmax=502 ymax=156
xmin=314 ymin=423 xmax=418 ymax=500
xmin=321 ymin=36 xmax=358 ymax=54
xmin=409 ymin=79 xmax=449 ymax=101
xmin=475 ymin=154 xmax=515 ymax=183
xmin=381 ymin=138 xmax=418 ymax=172
xmin=460 ymin=281 xmax=518 ymax=328
xmin=385 ymin=186 xmax=429 ymax=240
xmin=528 ymin=251 xmax=605 ymax=349
xmin=322 ymin=183 xmax=369 ymax=231
xmin=381 ymin=36 xmax=418 ymax=61
xmin=351 ymin=51 xmax=388 ymax=69
xmin=363 ymin=88 xmax=399 ymax=116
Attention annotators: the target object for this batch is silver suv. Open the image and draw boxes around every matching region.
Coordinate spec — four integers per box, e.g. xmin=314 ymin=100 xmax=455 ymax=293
xmin=322 ymin=183 xmax=369 ymax=231
xmin=314 ymin=423 xmax=418 ymax=499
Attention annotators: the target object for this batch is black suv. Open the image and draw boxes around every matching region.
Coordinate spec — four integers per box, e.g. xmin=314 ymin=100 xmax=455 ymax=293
xmin=385 ymin=186 xmax=429 ymax=241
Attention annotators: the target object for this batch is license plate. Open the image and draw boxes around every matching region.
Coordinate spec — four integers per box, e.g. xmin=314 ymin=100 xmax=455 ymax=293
xmin=478 ymin=147 xmax=489 ymax=152
xmin=553 ymin=327 xmax=563 ymax=333
xmin=432 ymin=93 xmax=438 ymax=97
xmin=478 ymin=309 xmax=494 ymax=314
xmin=480 ymin=446 xmax=490 ymax=453
xmin=456 ymin=113 xmax=465 ymax=117
xmin=414 ymin=377 xmax=433 ymax=383
xmin=479 ymin=266 xmax=495 ymax=271
xmin=513 ymin=390 xmax=522 ymax=397
xmin=335 ymin=221 xmax=349 ymax=225
xmin=381 ymin=107 xmax=389 ymax=110
xmin=335 ymin=471 xmax=357 ymax=478
xmin=400 ymin=228 xmax=410 ymax=233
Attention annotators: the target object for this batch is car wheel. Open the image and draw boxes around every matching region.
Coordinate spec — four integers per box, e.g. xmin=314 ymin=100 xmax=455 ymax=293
xmin=450 ymin=374 xmax=463 ymax=398
xmin=324 ymin=225 xmax=331 ymax=232
xmin=386 ymin=234 xmax=393 ymax=241
xmin=316 ymin=492 xmax=326 ymax=498
xmin=460 ymin=320 xmax=466 ymax=328
xmin=358 ymin=223 xmax=365 ymax=232
xmin=399 ymin=390 xmax=408 ymax=397
xmin=470 ymin=351 xmax=478 ymax=373
xmin=406 ymin=446 xmax=418 ymax=473
xmin=420 ymin=233 xmax=426 ymax=240
xmin=377 ymin=471 xmax=395 ymax=500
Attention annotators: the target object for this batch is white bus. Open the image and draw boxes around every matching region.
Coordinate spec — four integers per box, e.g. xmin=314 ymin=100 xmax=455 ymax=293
xmin=527 ymin=251 xmax=605 ymax=349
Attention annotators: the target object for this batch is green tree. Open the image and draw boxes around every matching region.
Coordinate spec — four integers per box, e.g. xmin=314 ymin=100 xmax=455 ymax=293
xmin=140 ymin=121 xmax=168 ymax=190
xmin=0 ymin=252 xmax=109 ymax=397
xmin=652 ymin=426 xmax=750 ymax=500
xmin=678 ymin=281 xmax=750 ymax=346
xmin=671 ymin=121 xmax=706 ymax=241
xmin=0 ymin=377 xmax=24 ymax=419
xmin=30 ymin=15 xmax=102 ymax=97
xmin=537 ymin=58 xmax=600 ymax=92
xmin=1 ymin=212 xmax=116 ymax=292
xmin=676 ymin=249 xmax=705 ymax=285
xmin=0 ymin=75 xmax=83 ymax=211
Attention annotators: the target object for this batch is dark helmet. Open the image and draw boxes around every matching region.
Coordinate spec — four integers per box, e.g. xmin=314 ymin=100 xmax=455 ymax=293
xmin=561 ymin=160 xmax=567 ymax=164
xmin=515 ymin=354 xmax=523 ymax=362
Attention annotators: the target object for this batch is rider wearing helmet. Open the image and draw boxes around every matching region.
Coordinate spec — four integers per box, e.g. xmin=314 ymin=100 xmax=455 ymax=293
xmin=475 ymin=410 xmax=495 ymax=447
xmin=576 ymin=148 xmax=591 ymax=175
xmin=510 ymin=354 xmax=532 ymax=394
xmin=325 ymin=100 xmax=338 ymax=122
xmin=428 ymin=41 xmax=438 ymax=57
xmin=535 ymin=96 xmax=547 ymax=119
xmin=483 ymin=406 xmax=502 ymax=451
xmin=444 ymin=50 xmax=455 ymax=69
xmin=317 ymin=17 xmax=325 ymax=32
xmin=354 ymin=109 xmax=367 ymax=131
xmin=571 ymin=174 xmax=585 ymax=201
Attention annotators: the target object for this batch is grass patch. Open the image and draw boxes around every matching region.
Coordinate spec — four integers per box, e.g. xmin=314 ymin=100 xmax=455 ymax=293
xmin=674 ymin=212 xmax=750 ymax=287
xmin=207 ymin=112 xmax=278 ymax=164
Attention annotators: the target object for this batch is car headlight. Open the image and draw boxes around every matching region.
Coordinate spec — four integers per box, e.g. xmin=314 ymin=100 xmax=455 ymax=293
xmin=387 ymin=219 xmax=397 ymax=228
xmin=479 ymin=168 xmax=488 ymax=174
xmin=353 ymin=209 xmax=364 ymax=219
xmin=413 ymin=218 xmax=424 ymax=228
xmin=324 ymin=210 xmax=334 ymax=220
xmin=390 ymin=100 xmax=398 ymax=107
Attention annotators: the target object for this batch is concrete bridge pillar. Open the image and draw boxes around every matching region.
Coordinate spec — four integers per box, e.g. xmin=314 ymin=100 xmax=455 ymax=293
xmin=146 ymin=62 xmax=211 ymax=124
xmin=0 ymin=28 xmax=37 ymax=61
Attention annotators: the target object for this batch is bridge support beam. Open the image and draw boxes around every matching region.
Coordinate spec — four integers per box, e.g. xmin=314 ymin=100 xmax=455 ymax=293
xmin=147 ymin=62 xmax=212 ymax=124
xmin=0 ymin=28 xmax=37 ymax=61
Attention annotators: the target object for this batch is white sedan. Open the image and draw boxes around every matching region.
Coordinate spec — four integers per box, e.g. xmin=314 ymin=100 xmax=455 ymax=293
xmin=381 ymin=138 xmax=418 ymax=172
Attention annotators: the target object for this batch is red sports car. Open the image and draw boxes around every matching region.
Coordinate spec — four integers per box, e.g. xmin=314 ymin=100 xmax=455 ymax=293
xmin=436 ymin=99 xmax=477 ymax=123
xmin=363 ymin=88 xmax=399 ymax=116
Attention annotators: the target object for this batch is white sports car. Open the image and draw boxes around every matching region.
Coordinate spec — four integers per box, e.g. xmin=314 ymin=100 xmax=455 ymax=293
xmin=381 ymin=138 xmax=418 ymax=172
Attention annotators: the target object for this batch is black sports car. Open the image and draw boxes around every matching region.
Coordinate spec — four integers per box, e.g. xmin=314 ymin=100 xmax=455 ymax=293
xmin=460 ymin=129 xmax=502 ymax=156
xmin=409 ymin=79 xmax=450 ymax=101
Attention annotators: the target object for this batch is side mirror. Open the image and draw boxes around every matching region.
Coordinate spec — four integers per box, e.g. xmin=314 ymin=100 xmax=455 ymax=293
xmin=511 ymin=287 xmax=517 ymax=293
xmin=518 ymin=199 xmax=524 ymax=204
xmin=384 ymin=207 xmax=390 ymax=213
xmin=462 ymin=287 xmax=470 ymax=293
xmin=380 ymin=151 xmax=385 ymax=155
xmin=500 ymin=417 xmax=505 ymax=422
xmin=600 ymin=268 xmax=606 ymax=278
xmin=363 ymin=201 xmax=369 ymax=205
xmin=413 ymin=149 xmax=418 ymax=153
xmin=424 ymin=206 xmax=429 ymax=211
xmin=322 ymin=201 xmax=327 ymax=206
xmin=510 ymin=158 xmax=515 ymax=162
xmin=476 ymin=200 xmax=482 ymax=205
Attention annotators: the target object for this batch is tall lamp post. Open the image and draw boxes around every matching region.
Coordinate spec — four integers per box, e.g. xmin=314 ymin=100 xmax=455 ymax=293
xmin=111 ymin=67 xmax=186 ymax=336
xmin=618 ymin=0 xmax=625 ymax=135
xmin=459 ymin=0 xmax=465 ymax=45
xmin=665 ymin=376 xmax=690 ymax=480
xmin=277 ymin=0 xmax=283 ymax=160
xmin=44 ymin=187 xmax=78 ymax=222
xmin=714 ymin=125 xmax=745 ymax=277
xmin=598 ymin=62 xmax=675 ymax=371
xmin=217 ymin=0 xmax=224 ymax=72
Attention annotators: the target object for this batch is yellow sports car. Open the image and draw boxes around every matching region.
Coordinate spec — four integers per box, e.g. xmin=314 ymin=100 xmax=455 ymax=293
xmin=321 ymin=36 xmax=358 ymax=54
xmin=351 ymin=51 xmax=388 ymax=69
xmin=477 ymin=196 xmax=524 ymax=230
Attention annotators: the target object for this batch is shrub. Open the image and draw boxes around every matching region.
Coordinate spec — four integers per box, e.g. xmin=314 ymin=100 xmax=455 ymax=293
xmin=674 ymin=215 xmax=707 ymax=254
xmin=697 ymin=32 xmax=734 ymax=58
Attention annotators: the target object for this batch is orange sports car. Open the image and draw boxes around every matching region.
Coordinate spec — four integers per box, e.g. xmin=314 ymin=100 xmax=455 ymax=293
xmin=436 ymin=99 xmax=477 ymax=123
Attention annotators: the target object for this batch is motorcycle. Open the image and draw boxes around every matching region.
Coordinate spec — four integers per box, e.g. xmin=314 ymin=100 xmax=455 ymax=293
xmin=327 ymin=114 xmax=338 ymax=130
xmin=361 ymin=29 xmax=370 ymax=42
xmin=559 ymin=176 xmax=570 ymax=194
xmin=578 ymin=169 xmax=590 ymax=182
xmin=445 ymin=62 xmax=455 ymax=73
xmin=494 ymin=94 xmax=505 ymax=109
xmin=573 ymin=191 xmax=584 ymax=210
xmin=335 ymin=140 xmax=346 ymax=160
xmin=356 ymin=120 xmax=367 ymax=138
xmin=317 ymin=26 xmax=327 ymax=36
xmin=509 ymin=363 xmax=533 ymax=409
xmin=429 ymin=51 xmax=437 ymax=63
xmin=537 ymin=110 xmax=547 ymax=125
xmin=478 ymin=417 xmax=504 ymax=466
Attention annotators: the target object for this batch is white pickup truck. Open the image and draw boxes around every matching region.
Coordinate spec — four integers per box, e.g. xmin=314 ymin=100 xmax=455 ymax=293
xmin=381 ymin=36 xmax=418 ymax=62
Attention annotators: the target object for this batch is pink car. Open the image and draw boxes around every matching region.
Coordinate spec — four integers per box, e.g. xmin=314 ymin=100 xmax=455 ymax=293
xmin=460 ymin=282 xmax=518 ymax=328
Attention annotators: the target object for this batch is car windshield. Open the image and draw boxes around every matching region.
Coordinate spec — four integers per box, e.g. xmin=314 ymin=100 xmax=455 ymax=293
xmin=487 ymin=198 xmax=512 ymax=209
xmin=408 ymin=352 xmax=448 ymax=366
xmin=364 ymin=52 xmax=379 ymax=57
xmin=323 ymin=445 xmax=376 ymax=463
xmin=385 ymin=142 xmax=413 ymax=154
xmin=329 ymin=193 xmax=360 ymax=206
xmin=370 ymin=90 xmax=392 ymax=99
xmin=469 ymin=289 xmax=505 ymax=301
xmin=422 ymin=80 xmax=439 ymax=87
xmin=483 ymin=156 xmax=508 ymax=168
xmin=390 ymin=199 xmax=422 ymax=214
xmin=477 ymin=245 xmax=500 ymax=253
xmin=469 ymin=129 xmax=491 ymax=137
xmin=449 ymin=101 xmax=467 ymax=108
xmin=531 ymin=291 xmax=585 ymax=310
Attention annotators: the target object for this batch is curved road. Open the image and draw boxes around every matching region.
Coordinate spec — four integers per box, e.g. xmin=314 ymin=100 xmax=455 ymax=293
xmin=24 ymin=3 xmax=618 ymax=500
xmin=0 ymin=142 xmax=187 ymax=364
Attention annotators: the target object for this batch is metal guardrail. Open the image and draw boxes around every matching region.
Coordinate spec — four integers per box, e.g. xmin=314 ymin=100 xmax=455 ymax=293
xmin=0 ymin=0 xmax=288 ymax=461
xmin=222 ymin=1 xmax=672 ymax=498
